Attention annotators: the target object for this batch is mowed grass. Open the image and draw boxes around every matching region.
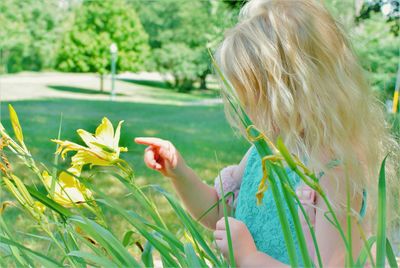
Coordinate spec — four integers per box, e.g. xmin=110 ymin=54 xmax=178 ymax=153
xmin=1 ymin=98 xmax=248 ymax=240
xmin=1 ymin=95 xmax=398 ymax=256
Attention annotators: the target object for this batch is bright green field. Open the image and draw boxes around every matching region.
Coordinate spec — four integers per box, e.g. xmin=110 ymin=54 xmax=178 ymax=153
xmin=1 ymin=91 xmax=398 ymax=258
xmin=1 ymin=99 xmax=248 ymax=179
xmin=1 ymin=97 xmax=249 ymax=240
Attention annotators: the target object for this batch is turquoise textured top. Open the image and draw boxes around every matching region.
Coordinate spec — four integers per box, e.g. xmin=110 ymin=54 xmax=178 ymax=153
xmin=233 ymin=147 xmax=368 ymax=265
xmin=234 ymin=147 xmax=303 ymax=265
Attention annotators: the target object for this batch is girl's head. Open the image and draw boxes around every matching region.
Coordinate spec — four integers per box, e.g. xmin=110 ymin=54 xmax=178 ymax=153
xmin=215 ymin=0 xmax=399 ymax=228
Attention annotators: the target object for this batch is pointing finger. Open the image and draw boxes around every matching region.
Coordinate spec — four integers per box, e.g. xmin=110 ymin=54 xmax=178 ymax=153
xmin=134 ymin=137 xmax=166 ymax=147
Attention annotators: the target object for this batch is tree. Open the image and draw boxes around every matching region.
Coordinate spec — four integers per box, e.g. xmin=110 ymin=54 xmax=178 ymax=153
xmin=56 ymin=0 xmax=149 ymax=91
xmin=325 ymin=0 xmax=399 ymax=99
xmin=355 ymin=0 xmax=399 ymax=34
xmin=352 ymin=13 xmax=399 ymax=99
xmin=222 ymin=0 xmax=247 ymax=9
xmin=0 ymin=0 xmax=67 ymax=73
xmin=134 ymin=0 xmax=236 ymax=91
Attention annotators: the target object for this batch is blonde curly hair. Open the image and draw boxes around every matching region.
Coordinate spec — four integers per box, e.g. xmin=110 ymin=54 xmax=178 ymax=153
xmin=215 ymin=0 xmax=399 ymax=232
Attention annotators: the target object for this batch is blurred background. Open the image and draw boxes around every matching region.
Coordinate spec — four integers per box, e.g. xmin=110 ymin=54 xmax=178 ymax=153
xmin=1 ymin=0 xmax=399 ymax=256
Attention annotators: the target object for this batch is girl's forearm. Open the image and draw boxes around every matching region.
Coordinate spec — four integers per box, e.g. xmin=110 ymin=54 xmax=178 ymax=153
xmin=238 ymin=251 xmax=288 ymax=267
xmin=170 ymin=165 xmax=223 ymax=229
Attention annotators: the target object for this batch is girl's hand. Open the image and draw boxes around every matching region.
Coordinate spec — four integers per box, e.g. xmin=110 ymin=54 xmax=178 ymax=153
xmin=214 ymin=217 xmax=257 ymax=266
xmin=134 ymin=137 xmax=188 ymax=179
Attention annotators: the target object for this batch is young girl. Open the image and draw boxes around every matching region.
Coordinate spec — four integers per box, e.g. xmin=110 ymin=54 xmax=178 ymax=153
xmin=136 ymin=0 xmax=399 ymax=266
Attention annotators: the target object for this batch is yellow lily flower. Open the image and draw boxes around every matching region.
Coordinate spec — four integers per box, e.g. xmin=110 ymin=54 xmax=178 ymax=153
xmin=52 ymin=117 xmax=127 ymax=168
xmin=43 ymin=170 xmax=92 ymax=208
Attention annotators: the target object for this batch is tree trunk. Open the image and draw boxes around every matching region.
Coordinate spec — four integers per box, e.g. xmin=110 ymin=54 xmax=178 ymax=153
xmin=179 ymin=78 xmax=193 ymax=92
xmin=199 ymin=74 xmax=207 ymax=90
xmin=100 ymin=74 xmax=104 ymax=92
xmin=174 ymin=76 xmax=180 ymax=89
xmin=1 ymin=50 xmax=9 ymax=74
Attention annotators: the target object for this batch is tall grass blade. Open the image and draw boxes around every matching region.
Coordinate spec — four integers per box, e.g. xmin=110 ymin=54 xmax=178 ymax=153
xmin=73 ymin=230 xmax=108 ymax=259
xmin=16 ymin=231 xmax=53 ymax=242
xmin=184 ymin=242 xmax=208 ymax=268
xmin=274 ymin=165 xmax=314 ymax=267
xmin=94 ymin=198 xmax=181 ymax=267
xmin=141 ymin=241 xmax=154 ymax=268
xmin=63 ymin=229 xmax=87 ymax=267
xmin=346 ymin=172 xmax=354 ymax=266
xmin=283 ymin=183 xmax=323 ymax=267
xmin=109 ymin=172 xmax=167 ymax=228
xmin=355 ymin=236 xmax=376 ymax=267
xmin=0 ymin=217 xmax=31 ymax=267
xmin=122 ymin=230 xmax=135 ymax=247
xmin=51 ymin=113 xmax=63 ymax=196
xmin=26 ymin=185 xmax=72 ymax=218
xmin=376 ymin=156 xmax=388 ymax=267
xmin=386 ymin=239 xmax=399 ymax=268
xmin=196 ymin=191 xmax=234 ymax=222
xmin=215 ymin=154 xmax=236 ymax=267
xmin=0 ymin=235 xmax=62 ymax=267
xmin=68 ymin=251 xmax=117 ymax=267
xmin=151 ymin=185 xmax=223 ymax=266
xmin=69 ymin=216 xmax=142 ymax=267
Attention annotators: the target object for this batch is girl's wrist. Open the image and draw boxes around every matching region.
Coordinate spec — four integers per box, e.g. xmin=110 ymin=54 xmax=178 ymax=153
xmin=169 ymin=162 xmax=191 ymax=181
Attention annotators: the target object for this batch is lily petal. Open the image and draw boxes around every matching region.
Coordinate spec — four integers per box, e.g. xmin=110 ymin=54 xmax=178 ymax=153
xmin=71 ymin=151 xmax=112 ymax=168
xmin=77 ymin=129 xmax=98 ymax=150
xmin=59 ymin=171 xmax=79 ymax=187
xmin=52 ymin=139 xmax=87 ymax=159
xmin=95 ymin=117 xmax=114 ymax=148
xmin=113 ymin=120 xmax=124 ymax=151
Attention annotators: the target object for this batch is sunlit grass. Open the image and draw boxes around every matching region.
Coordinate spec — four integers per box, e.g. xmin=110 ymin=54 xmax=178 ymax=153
xmin=1 ymin=99 xmax=248 ymax=236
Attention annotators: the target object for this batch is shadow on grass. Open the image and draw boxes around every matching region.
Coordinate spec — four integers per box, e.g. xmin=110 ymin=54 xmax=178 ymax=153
xmin=47 ymin=85 xmax=125 ymax=96
xmin=119 ymin=78 xmax=220 ymax=99
xmin=118 ymin=78 xmax=173 ymax=90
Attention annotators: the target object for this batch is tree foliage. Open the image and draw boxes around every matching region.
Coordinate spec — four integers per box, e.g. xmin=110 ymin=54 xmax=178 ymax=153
xmin=2 ymin=0 xmax=397 ymax=98
xmin=326 ymin=0 xmax=399 ymax=98
xmin=353 ymin=14 xmax=399 ymax=98
xmin=56 ymin=0 xmax=149 ymax=76
xmin=134 ymin=0 xmax=237 ymax=91
xmin=0 ymin=0 xmax=67 ymax=73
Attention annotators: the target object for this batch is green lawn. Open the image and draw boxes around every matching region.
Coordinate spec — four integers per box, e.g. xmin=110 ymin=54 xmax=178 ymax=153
xmin=1 ymin=93 xmax=398 ymax=259
xmin=1 ymin=98 xmax=248 ymax=239
xmin=1 ymin=99 xmax=248 ymax=179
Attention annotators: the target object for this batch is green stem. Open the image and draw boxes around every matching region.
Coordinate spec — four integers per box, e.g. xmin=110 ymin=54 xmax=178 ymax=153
xmin=345 ymin=172 xmax=354 ymax=266
xmin=251 ymin=130 xmax=299 ymax=267
xmin=41 ymin=221 xmax=77 ymax=268
xmin=295 ymin=170 xmax=350 ymax=252
xmin=131 ymin=182 xmax=167 ymax=228
xmin=285 ymin=183 xmax=323 ymax=268
xmin=274 ymin=165 xmax=314 ymax=267
xmin=320 ymin=193 xmax=349 ymax=251
xmin=111 ymin=173 xmax=167 ymax=229
xmin=267 ymin=170 xmax=299 ymax=267
xmin=217 ymin=168 xmax=236 ymax=267
xmin=355 ymin=222 xmax=376 ymax=267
